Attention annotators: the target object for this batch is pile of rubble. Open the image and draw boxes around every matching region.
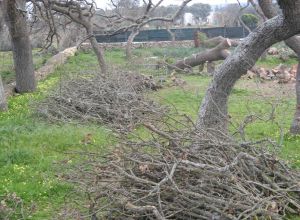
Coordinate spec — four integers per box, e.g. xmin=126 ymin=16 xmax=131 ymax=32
xmin=246 ymin=64 xmax=298 ymax=83
xmin=266 ymin=47 xmax=297 ymax=61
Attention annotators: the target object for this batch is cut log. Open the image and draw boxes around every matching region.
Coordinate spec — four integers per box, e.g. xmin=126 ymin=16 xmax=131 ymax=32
xmin=202 ymin=36 xmax=239 ymax=48
xmin=174 ymin=39 xmax=232 ymax=70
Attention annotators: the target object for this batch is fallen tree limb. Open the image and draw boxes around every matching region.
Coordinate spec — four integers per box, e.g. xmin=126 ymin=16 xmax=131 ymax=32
xmin=202 ymin=36 xmax=240 ymax=48
xmin=174 ymin=38 xmax=232 ymax=70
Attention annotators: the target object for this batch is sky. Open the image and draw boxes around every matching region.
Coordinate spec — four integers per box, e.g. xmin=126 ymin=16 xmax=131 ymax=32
xmin=95 ymin=0 xmax=247 ymax=9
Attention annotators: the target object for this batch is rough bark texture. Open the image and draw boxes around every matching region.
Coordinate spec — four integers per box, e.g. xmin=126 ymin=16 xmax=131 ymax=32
xmin=174 ymin=39 xmax=231 ymax=70
xmin=126 ymin=29 xmax=140 ymax=60
xmin=0 ymin=9 xmax=3 ymax=32
xmin=87 ymin=27 xmax=107 ymax=74
xmin=291 ymin=63 xmax=300 ymax=134
xmin=259 ymin=0 xmax=300 ymax=134
xmin=1 ymin=0 xmax=36 ymax=93
xmin=202 ymin=36 xmax=239 ymax=48
xmin=50 ymin=3 xmax=107 ymax=74
xmin=0 ymin=76 xmax=7 ymax=111
xmin=197 ymin=0 xmax=300 ymax=131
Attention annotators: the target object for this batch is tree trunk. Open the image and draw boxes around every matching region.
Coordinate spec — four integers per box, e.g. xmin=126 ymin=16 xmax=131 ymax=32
xmin=0 ymin=76 xmax=7 ymax=111
xmin=167 ymin=27 xmax=175 ymax=42
xmin=202 ymin=36 xmax=239 ymax=48
xmin=86 ymin=26 xmax=107 ymax=74
xmin=291 ymin=63 xmax=300 ymax=134
xmin=207 ymin=62 xmax=216 ymax=75
xmin=258 ymin=0 xmax=300 ymax=134
xmin=2 ymin=0 xmax=36 ymax=93
xmin=174 ymin=39 xmax=231 ymax=70
xmin=126 ymin=29 xmax=140 ymax=60
xmin=197 ymin=1 xmax=300 ymax=131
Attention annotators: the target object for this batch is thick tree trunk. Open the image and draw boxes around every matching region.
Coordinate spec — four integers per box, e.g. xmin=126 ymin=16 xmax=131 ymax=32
xmin=174 ymin=39 xmax=231 ymax=70
xmin=86 ymin=26 xmax=107 ymax=74
xmin=90 ymin=36 xmax=107 ymax=74
xmin=202 ymin=36 xmax=239 ymax=48
xmin=291 ymin=63 xmax=300 ymax=134
xmin=258 ymin=0 xmax=300 ymax=134
xmin=2 ymin=0 xmax=36 ymax=93
xmin=0 ymin=76 xmax=7 ymax=111
xmin=197 ymin=1 xmax=300 ymax=131
xmin=126 ymin=29 xmax=140 ymax=60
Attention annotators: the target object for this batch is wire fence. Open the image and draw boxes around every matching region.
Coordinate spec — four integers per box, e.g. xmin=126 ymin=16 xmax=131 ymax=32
xmin=95 ymin=26 xmax=253 ymax=43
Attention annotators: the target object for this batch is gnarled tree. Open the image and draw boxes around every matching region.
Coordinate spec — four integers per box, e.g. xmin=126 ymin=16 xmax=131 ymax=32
xmin=197 ymin=0 xmax=300 ymax=132
xmin=32 ymin=0 xmax=107 ymax=74
xmin=1 ymin=0 xmax=36 ymax=93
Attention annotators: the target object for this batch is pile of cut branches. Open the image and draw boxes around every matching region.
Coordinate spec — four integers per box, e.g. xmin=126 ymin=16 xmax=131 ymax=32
xmin=37 ymin=70 xmax=165 ymax=131
xmin=62 ymin=117 xmax=300 ymax=220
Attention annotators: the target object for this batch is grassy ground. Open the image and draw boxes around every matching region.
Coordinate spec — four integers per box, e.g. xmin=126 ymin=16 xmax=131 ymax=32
xmin=0 ymin=50 xmax=52 ymax=83
xmin=0 ymin=47 xmax=300 ymax=219
xmin=0 ymin=53 xmax=114 ymax=219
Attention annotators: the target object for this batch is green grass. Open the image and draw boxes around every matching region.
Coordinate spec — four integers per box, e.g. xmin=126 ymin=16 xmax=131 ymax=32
xmin=156 ymin=76 xmax=299 ymax=163
xmin=257 ymin=56 xmax=298 ymax=68
xmin=1 ymin=47 xmax=300 ymax=219
xmin=0 ymin=52 xmax=114 ymax=219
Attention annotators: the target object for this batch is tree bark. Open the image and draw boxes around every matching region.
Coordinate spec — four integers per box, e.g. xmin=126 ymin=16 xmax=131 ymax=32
xmin=0 ymin=76 xmax=7 ymax=111
xmin=1 ymin=0 xmax=36 ymax=93
xmin=87 ymin=30 xmax=107 ymax=74
xmin=126 ymin=29 xmax=140 ymax=60
xmin=49 ymin=3 xmax=107 ymax=75
xmin=258 ymin=0 xmax=300 ymax=134
xmin=291 ymin=63 xmax=300 ymax=134
xmin=197 ymin=0 xmax=300 ymax=131
xmin=166 ymin=26 xmax=175 ymax=42
xmin=207 ymin=62 xmax=216 ymax=75
xmin=174 ymin=39 xmax=231 ymax=70
xmin=202 ymin=36 xmax=239 ymax=48
xmin=86 ymin=26 xmax=107 ymax=74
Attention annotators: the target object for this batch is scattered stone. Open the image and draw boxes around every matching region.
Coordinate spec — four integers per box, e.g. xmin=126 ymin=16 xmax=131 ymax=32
xmin=246 ymin=70 xmax=256 ymax=79
xmin=268 ymin=47 xmax=279 ymax=55
xmin=257 ymin=67 xmax=269 ymax=80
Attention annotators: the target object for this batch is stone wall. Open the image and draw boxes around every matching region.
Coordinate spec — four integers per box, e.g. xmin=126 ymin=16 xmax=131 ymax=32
xmin=80 ymin=40 xmax=194 ymax=52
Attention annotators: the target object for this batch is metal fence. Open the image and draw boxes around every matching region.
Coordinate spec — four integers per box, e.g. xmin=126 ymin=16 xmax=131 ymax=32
xmin=95 ymin=26 xmax=252 ymax=43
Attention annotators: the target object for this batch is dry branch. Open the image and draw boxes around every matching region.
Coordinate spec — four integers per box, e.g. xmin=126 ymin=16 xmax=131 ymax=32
xmin=174 ymin=39 xmax=232 ymax=70
xmin=202 ymin=36 xmax=240 ymax=48
xmin=62 ymin=116 xmax=300 ymax=219
xmin=36 ymin=70 xmax=166 ymax=132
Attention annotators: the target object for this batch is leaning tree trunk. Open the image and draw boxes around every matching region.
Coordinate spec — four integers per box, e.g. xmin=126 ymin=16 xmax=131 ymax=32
xmin=2 ymin=0 xmax=36 ymax=93
xmin=197 ymin=0 xmax=300 ymax=132
xmin=291 ymin=63 xmax=300 ymax=134
xmin=126 ymin=29 xmax=140 ymax=60
xmin=258 ymin=0 xmax=300 ymax=134
xmin=86 ymin=26 xmax=107 ymax=74
xmin=174 ymin=39 xmax=231 ymax=70
xmin=0 ymin=76 xmax=7 ymax=111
